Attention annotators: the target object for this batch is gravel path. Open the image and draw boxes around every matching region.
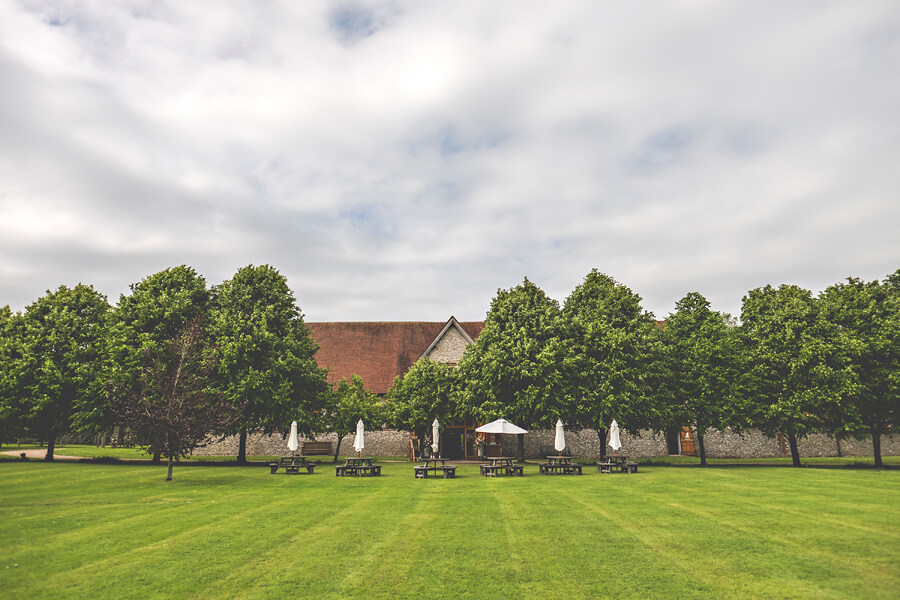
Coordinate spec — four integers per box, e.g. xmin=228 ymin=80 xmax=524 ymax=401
xmin=0 ymin=448 xmax=84 ymax=460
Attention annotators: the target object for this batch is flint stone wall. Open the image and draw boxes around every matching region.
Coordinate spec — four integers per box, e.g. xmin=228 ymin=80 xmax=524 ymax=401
xmin=503 ymin=428 xmax=667 ymax=459
xmin=194 ymin=429 xmax=411 ymax=457
xmin=194 ymin=427 xmax=895 ymax=459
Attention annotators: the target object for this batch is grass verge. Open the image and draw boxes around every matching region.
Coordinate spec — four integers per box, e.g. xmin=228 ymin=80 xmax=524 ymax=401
xmin=1 ymin=461 xmax=898 ymax=599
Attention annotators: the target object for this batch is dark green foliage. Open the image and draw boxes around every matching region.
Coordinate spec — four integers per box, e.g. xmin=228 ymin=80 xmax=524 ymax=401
xmin=739 ymin=284 xmax=848 ymax=466
xmin=561 ymin=270 xmax=668 ymax=445
xmin=819 ymin=270 xmax=900 ymax=467
xmin=110 ymin=317 xmax=239 ymax=480
xmin=458 ymin=278 xmax=567 ymax=429
xmin=7 ymin=285 xmax=110 ymax=460
xmin=0 ymin=306 xmax=26 ymax=445
xmin=325 ymin=375 xmax=386 ymax=461
xmin=386 ymin=357 xmax=463 ymax=440
xmin=210 ymin=265 xmax=329 ymax=462
xmin=662 ymin=292 xmax=740 ymax=465
xmin=104 ymin=266 xmax=212 ymax=441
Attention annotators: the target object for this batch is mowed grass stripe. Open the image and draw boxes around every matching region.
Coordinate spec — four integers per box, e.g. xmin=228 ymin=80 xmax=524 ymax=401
xmin=2 ymin=471 xmax=282 ymax=564
xmin=566 ymin=471 xmax=879 ymax=599
xmin=195 ymin=477 xmax=422 ymax=599
xmin=598 ymin=469 xmax=900 ymax=599
xmin=16 ymin=480 xmax=368 ymax=599
xmin=3 ymin=462 xmax=899 ymax=599
xmin=561 ymin=487 xmax=746 ymax=598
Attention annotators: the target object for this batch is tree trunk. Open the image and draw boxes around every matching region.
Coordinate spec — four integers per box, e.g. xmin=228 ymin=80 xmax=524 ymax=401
xmin=872 ymin=428 xmax=883 ymax=468
xmin=152 ymin=449 xmax=162 ymax=464
xmin=237 ymin=428 xmax=248 ymax=464
xmin=166 ymin=456 xmax=174 ymax=481
xmin=787 ymin=432 xmax=801 ymax=467
xmin=697 ymin=433 xmax=707 ymax=466
xmin=517 ymin=435 xmax=525 ymax=462
xmin=596 ymin=427 xmax=608 ymax=459
xmin=835 ymin=435 xmax=842 ymax=457
xmin=44 ymin=432 xmax=56 ymax=461
xmin=333 ymin=434 xmax=344 ymax=463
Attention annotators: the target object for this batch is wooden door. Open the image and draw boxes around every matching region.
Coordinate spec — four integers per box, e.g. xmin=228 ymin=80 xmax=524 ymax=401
xmin=680 ymin=427 xmax=696 ymax=456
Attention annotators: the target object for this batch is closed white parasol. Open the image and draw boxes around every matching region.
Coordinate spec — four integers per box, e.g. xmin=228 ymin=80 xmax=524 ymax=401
xmin=432 ymin=418 xmax=440 ymax=456
xmin=554 ymin=419 xmax=566 ymax=454
xmin=287 ymin=421 xmax=299 ymax=455
xmin=609 ymin=419 xmax=622 ymax=454
xmin=353 ymin=419 xmax=365 ymax=454
xmin=475 ymin=418 xmax=527 ymax=435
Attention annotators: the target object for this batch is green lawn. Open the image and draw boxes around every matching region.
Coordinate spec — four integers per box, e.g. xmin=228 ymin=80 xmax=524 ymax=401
xmin=1 ymin=462 xmax=897 ymax=599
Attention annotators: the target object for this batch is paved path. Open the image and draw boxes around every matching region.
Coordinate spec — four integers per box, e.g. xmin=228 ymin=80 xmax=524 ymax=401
xmin=0 ymin=448 xmax=83 ymax=460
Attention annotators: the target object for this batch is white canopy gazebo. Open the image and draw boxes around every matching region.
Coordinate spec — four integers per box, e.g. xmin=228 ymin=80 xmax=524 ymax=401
xmin=476 ymin=418 xmax=527 ymax=458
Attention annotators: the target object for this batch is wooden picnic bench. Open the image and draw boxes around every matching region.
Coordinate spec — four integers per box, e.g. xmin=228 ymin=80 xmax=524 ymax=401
xmin=539 ymin=463 xmax=582 ymax=475
xmin=269 ymin=456 xmax=315 ymax=475
xmin=301 ymin=441 xmax=332 ymax=455
xmin=539 ymin=456 xmax=582 ymax=475
xmin=336 ymin=465 xmax=381 ymax=477
xmin=413 ymin=465 xmax=457 ymax=478
xmin=479 ymin=463 xmax=523 ymax=477
xmin=336 ymin=458 xmax=381 ymax=477
xmin=597 ymin=458 xmax=638 ymax=474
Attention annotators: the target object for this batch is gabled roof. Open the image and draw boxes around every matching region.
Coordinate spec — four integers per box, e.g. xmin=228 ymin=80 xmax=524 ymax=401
xmin=306 ymin=319 xmax=485 ymax=394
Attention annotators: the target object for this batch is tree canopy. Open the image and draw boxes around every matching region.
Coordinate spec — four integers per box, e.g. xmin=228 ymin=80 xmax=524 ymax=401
xmin=459 ymin=278 xmax=568 ymax=429
xmin=210 ymin=264 xmax=328 ymax=463
xmin=111 ymin=317 xmax=239 ymax=480
xmin=7 ymin=285 xmax=110 ymax=460
xmin=662 ymin=292 xmax=740 ymax=465
xmin=104 ymin=266 xmax=211 ymax=447
xmin=561 ymin=270 xmax=667 ymax=451
xmin=819 ymin=271 xmax=900 ymax=467
xmin=325 ymin=375 xmax=386 ymax=462
xmin=739 ymin=284 xmax=848 ymax=466
xmin=387 ymin=357 xmax=463 ymax=439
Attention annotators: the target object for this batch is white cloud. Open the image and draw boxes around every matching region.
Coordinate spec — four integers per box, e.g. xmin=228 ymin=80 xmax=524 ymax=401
xmin=1 ymin=0 xmax=898 ymax=320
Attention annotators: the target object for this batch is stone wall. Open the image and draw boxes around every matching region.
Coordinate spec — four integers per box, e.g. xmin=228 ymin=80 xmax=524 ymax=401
xmin=699 ymin=428 xmax=897 ymax=458
xmin=194 ymin=429 xmax=411 ymax=457
xmin=502 ymin=428 xmax=667 ymax=459
xmin=194 ymin=427 xmax=895 ymax=459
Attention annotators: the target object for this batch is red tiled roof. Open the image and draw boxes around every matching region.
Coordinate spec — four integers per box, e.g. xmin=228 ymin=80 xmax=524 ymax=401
xmin=306 ymin=320 xmax=485 ymax=394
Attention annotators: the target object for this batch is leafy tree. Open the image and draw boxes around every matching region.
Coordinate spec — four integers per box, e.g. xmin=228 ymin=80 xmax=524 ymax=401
xmin=105 ymin=266 xmax=211 ymax=458
xmin=9 ymin=285 xmax=110 ymax=460
xmin=458 ymin=278 xmax=567 ymax=459
xmin=111 ymin=317 xmax=239 ymax=480
xmin=739 ymin=284 xmax=847 ymax=467
xmin=386 ymin=357 xmax=463 ymax=442
xmin=0 ymin=306 xmax=26 ymax=446
xmin=819 ymin=270 xmax=900 ymax=467
xmin=210 ymin=265 xmax=329 ymax=463
xmin=325 ymin=375 xmax=386 ymax=462
xmin=662 ymin=292 xmax=741 ymax=465
xmin=561 ymin=270 xmax=668 ymax=456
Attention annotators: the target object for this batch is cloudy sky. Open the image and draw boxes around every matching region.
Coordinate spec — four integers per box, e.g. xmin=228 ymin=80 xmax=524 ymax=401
xmin=1 ymin=1 xmax=898 ymax=322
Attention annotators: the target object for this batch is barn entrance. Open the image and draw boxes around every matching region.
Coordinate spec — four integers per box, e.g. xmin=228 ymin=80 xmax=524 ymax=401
xmin=679 ymin=427 xmax=696 ymax=456
xmin=441 ymin=425 xmax=476 ymax=459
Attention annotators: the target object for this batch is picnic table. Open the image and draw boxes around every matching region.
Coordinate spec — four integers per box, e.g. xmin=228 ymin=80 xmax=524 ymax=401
xmin=269 ymin=456 xmax=315 ymax=475
xmin=413 ymin=457 xmax=458 ymax=479
xmin=538 ymin=455 xmax=582 ymax=475
xmin=480 ymin=456 xmax=524 ymax=477
xmin=336 ymin=457 xmax=382 ymax=477
xmin=597 ymin=456 xmax=638 ymax=473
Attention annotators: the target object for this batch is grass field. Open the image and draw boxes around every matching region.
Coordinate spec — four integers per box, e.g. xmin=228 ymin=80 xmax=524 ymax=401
xmin=1 ymin=461 xmax=898 ymax=599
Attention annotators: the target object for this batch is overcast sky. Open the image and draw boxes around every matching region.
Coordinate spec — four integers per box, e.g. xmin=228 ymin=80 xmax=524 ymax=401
xmin=1 ymin=1 xmax=898 ymax=322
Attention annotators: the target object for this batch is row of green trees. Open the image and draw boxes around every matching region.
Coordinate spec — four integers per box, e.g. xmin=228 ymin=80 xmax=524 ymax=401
xmin=386 ymin=269 xmax=900 ymax=467
xmin=2 ymin=265 xmax=897 ymax=474
xmin=0 ymin=265 xmax=330 ymax=478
